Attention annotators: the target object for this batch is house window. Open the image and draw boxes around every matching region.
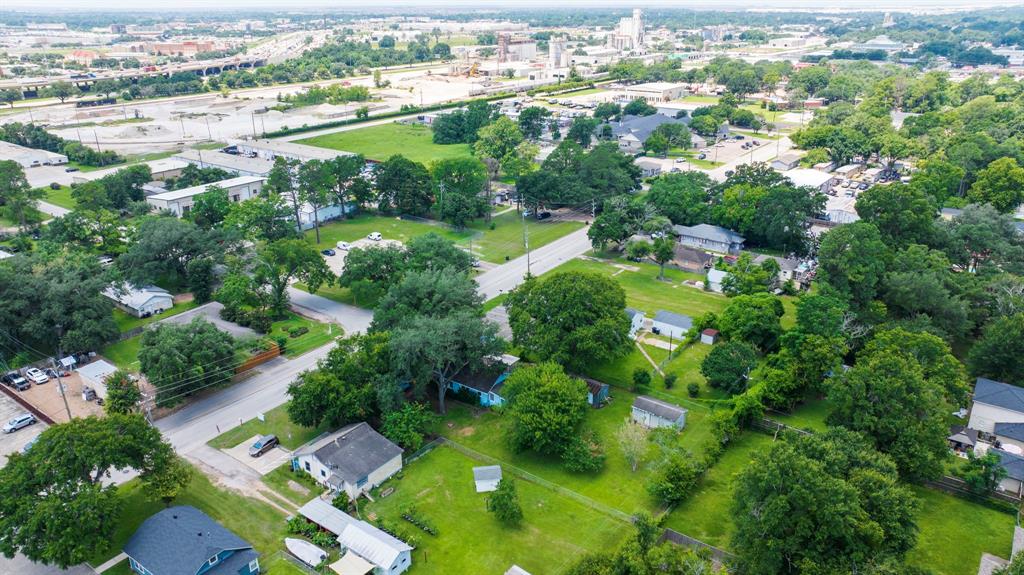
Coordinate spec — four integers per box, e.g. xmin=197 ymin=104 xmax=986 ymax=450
xmin=231 ymin=194 xmax=240 ymax=202
xmin=356 ymin=476 xmax=368 ymax=488
xmin=304 ymin=461 xmax=310 ymax=472
xmin=248 ymin=558 xmax=260 ymax=573
xmin=208 ymin=555 xmax=219 ymax=566
xmin=320 ymin=469 xmax=327 ymax=477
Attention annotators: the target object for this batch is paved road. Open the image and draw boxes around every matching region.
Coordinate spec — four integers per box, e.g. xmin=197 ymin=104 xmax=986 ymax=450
xmin=706 ymin=135 xmax=794 ymax=183
xmin=475 ymin=225 xmax=593 ymax=301
xmin=286 ymin=287 xmax=374 ymax=333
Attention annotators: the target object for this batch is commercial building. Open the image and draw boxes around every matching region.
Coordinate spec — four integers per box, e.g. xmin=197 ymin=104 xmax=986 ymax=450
xmin=232 ymin=139 xmax=357 ymax=163
xmin=0 ymin=141 xmax=67 ymax=168
xmin=497 ymin=33 xmax=538 ymax=63
xmin=146 ymin=175 xmax=264 ymax=217
xmin=784 ymin=168 xmax=834 ymax=193
xmin=173 ymin=149 xmax=274 ymax=177
xmin=622 ymin=82 xmax=688 ymax=103
xmin=849 ymin=35 xmax=906 ymax=52
xmin=609 ymin=9 xmax=644 ymax=51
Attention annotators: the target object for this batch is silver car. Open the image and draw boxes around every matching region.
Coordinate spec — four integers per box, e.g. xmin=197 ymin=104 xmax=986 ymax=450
xmin=24 ymin=368 xmax=48 ymax=385
xmin=3 ymin=413 xmax=36 ymax=433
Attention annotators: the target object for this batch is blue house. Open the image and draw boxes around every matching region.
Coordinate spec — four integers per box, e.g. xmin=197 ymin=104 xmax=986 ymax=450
xmin=124 ymin=506 xmax=260 ymax=575
xmin=450 ymin=354 xmax=520 ymax=407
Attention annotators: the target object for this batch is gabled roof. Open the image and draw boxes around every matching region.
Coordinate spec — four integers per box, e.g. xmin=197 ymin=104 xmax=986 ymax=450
xmin=947 ymin=425 xmax=978 ymax=447
xmin=296 ymin=423 xmax=403 ymax=486
xmin=625 ymin=307 xmax=644 ymax=320
xmin=611 ymin=113 xmax=689 ymax=142
xmin=973 ymin=377 xmax=1024 ymax=414
xmin=633 ymin=395 xmax=687 ymax=421
xmin=706 ymin=268 xmax=729 ymax=283
xmin=339 ymin=521 xmax=413 ymax=568
xmin=124 ymin=506 xmax=254 ymax=575
xmin=652 ymin=310 xmax=692 ymax=330
xmin=673 ymin=223 xmax=745 ymax=244
xmin=994 ymin=448 xmax=1024 ymax=482
xmin=996 ymin=423 xmax=1024 ymax=443
xmin=102 ymin=284 xmax=172 ymax=311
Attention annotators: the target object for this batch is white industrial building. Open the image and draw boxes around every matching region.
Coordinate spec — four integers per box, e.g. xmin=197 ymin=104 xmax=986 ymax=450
xmin=622 ymin=82 xmax=688 ymax=103
xmin=173 ymin=149 xmax=274 ymax=177
xmin=232 ymin=139 xmax=357 ymax=163
xmin=102 ymin=284 xmax=174 ymax=317
xmin=0 ymin=140 xmax=67 ymax=168
xmin=146 ymin=175 xmax=264 ymax=217
xmin=784 ymin=168 xmax=834 ymax=193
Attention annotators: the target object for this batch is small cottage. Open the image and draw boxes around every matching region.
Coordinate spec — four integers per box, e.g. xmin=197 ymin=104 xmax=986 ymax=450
xmin=473 ymin=465 xmax=502 ymax=492
xmin=651 ymin=310 xmax=692 ymax=340
xmin=291 ymin=422 xmax=403 ymax=500
xmin=124 ymin=506 xmax=260 ymax=575
xmin=673 ymin=224 xmax=745 ymax=255
xmin=631 ymin=395 xmax=687 ymax=430
xmin=298 ymin=498 xmax=413 ymax=575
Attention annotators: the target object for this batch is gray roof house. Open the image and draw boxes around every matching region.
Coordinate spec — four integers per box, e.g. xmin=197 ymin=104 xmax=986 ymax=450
xmin=968 ymin=377 xmax=1024 ymax=434
xmin=651 ymin=310 xmax=692 ymax=339
xmin=292 ymin=422 xmax=404 ymax=499
xmin=611 ymin=114 xmax=691 ymax=153
xmin=673 ymin=223 xmax=745 ymax=255
xmin=631 ymin=395 xmax=688 ymax=430
xmin=123 ymin=506 xmax=259 ymax=575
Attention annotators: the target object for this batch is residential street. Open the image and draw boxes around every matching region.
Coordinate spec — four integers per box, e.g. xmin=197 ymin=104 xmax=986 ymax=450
xmin=475 ymin=225 xmax=593 ymax=301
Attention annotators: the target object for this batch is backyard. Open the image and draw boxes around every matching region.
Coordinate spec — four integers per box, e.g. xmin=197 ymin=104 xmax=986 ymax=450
xmin=112 ymin=300 xmax=199 ymax=333
xmin=297 ymin=122 xmax=473 ymax=165
xmin=361 ymin=445 xmax=629 ymax=575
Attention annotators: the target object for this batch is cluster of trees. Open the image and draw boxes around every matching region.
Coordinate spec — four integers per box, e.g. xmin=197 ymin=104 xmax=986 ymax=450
xmin=592 ymin=164 xmax=825 ymax=256
xmin=0 ymin=160 xmax=43 ymax=230
xmin=517 ymin=139 xmax=641 ymax=213
xmin=281 ymin=84 xmax=371 ymax=106
xmin=138 ymin=318 xmax=238 ymax=407
xmin=691 ymin=92 xmax=765 ymax=134
xmin=0 ymin=122 xmax=123 ymax=167
xmin=67 ymin=164 xmax=152 ymax=213
xmin=431 ymin=100 xmax=498 ymax=144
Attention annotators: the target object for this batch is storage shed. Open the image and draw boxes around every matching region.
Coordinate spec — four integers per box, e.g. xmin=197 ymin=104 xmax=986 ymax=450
xmin=631 ymin=395 xmax=687 ymax=430
xmin=473 ymin=465 xmax=502 ymax=493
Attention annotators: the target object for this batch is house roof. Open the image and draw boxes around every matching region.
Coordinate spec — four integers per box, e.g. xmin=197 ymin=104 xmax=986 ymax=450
xmin=582 ymin=377 xmax=609 ymax=398
xmin=947 ymin=425 xmax=978 ymax=447
xmin=652 ymin=310 xmax=692 ymax=330
xmin=996 ymin=423 xmax=1024 ymax=443
xmin=473 ymin=465 xmax=502 ymax=483
xmin=706 ymin=268 xmax=729 ymax=284
xmin=102 ymin=284 xmax=172 ymax=311
xmin=147 ymin=176 xmax=263 ymax=202
xmin=633 ymin=395 xmax=687 ymax=421
xmin=673 ymin=223 xmax=745 ymax=245
xmin=452 ymin=355 xmax=517 ymax=395
xmin=701 ymin=328 xmax=719 ymax=336
xmin=296 ymin=423 xmax=403 ymax=486
xmin=611 ymin=113 xmax=689 ymax=142
xmin=995 ymin=448 xmax=1024 ymax=482
xmin=339 ymin=521 xmax=413 ymax=568
xmin=625 ymin=307 xmax=644 ymax=320
xmin=672 ymin=245 xmax=712 ymax=265
xmin=76 ymin=360 xmax=118 ymax=384
xmin=123 ymin=506 xmax=254 ymax=575
xmin=973 ymin=377 xmax=1024 ymax=414
xmin=298 ymin=497 xmax=359 ymax=537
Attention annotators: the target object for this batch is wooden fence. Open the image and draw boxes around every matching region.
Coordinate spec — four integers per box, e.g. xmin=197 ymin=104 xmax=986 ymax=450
xmin=234 ymin=343 xmax=280 ymax=374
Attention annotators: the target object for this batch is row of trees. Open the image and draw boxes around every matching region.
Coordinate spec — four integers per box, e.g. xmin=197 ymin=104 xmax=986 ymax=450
xmin=0 ymin=122 xmax=123 ymax=167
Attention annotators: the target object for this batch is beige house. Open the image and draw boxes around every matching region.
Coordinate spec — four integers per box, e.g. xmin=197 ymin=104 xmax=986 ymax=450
xmin=291 ymin=423 xmax=403 ymax=500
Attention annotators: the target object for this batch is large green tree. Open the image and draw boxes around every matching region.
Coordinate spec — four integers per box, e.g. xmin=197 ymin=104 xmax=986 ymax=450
xmin=431 ymin=157 xmax=488 ymax=228
xmin=375 ymin=155 xmax=433 ymax=216
xmin=717 ymin=293 xmax=785 ymax=352
xmin=816 ymin=222 xmax=890 ymax=309
xmin=701 ymin=340 xmax=759 ymax=395
xmin=254 ymin=238 xmax=333 ymax=318
xmin=138 ymin=318 xmax=236 ymax=406
xmin=969 ymin=313 xmax=1024 ymax=384
xmin=372 ymin=268 xmax=482 ymax=332
xmin=503 ymin=362 xmax=589 ymax=456
xmin=968 ymin=157 xmax=1024 ymax=213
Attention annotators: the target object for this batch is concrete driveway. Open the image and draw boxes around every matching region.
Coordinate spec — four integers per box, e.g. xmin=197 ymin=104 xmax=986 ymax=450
xmin=222 ymin=434 xmax=293 ymax=476
xmin=156 ymin=302 xmax=258 ymax=339
xmin=286 ymin=287 xmax=373 ymax=334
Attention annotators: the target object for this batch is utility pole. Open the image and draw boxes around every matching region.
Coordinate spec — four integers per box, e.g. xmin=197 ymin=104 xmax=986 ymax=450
xmin=251 ymin=112 xmax=257 ymax=138
xmin=205 ymin=116 xmax=213 ymax=140
xmin=523 ymin=210 xmax=531 ymax=276
xmin=93 ymin=131 xmax=101 ymax=153
xmin=52 ymin=330 xmax=72 ymax=422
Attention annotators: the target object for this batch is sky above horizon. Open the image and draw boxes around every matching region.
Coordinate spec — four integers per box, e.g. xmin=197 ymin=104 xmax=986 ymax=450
xmin=4 ymin=0 xmax=1023 ymax=11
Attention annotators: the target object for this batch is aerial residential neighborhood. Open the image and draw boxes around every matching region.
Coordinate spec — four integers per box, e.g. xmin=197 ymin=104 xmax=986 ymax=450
xmin=2 ymin=2 xmax=1024 ymax=575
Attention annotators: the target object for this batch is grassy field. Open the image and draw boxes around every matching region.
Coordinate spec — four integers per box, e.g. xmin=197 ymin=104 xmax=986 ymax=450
xmin=907 ymin=486 xmax=1015 ymax=575
xmin=662 ymin=432 xmax=776 ymax=548
xmin=87 ymin=469 xmax=287 ymax=568
xmin=262 ymin=464 xmax=323 ymax=506
xmin=207 ymin=403 xmax=328 ymax=451
xmin=666 ymin=149 xmax=724 ymax=169
xmin=101 ymin=336 xmax=142 ymax=371
xmin=465 ymin=211 xmax=584 ymax=263
xmin=768 ymin=396 xmax=832 ymax=432
xmin=41 ymin=185 xmax=76 ymax=210
xmin=266 ymin=312 xmax=338 ymax=358
xmin=305 ymin=214 xmax=471 ymax=248
xmin=678 ymin=95 xmax=720 ymax=104
xmin=361 ymin=445 xmax=630 ymax=575
xmin=112 ymin=301 xmax=199 ymax=333
xmin=298 ymin=123 xmax=473 ymax=165
xmin=439 ymin=386 xmax=714 ymax=516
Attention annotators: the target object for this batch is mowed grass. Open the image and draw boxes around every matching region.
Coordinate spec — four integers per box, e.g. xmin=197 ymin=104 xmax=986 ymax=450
xmin=88 ymin=468 xmax=287 ymax=567
xmin=207 ymin=403 xmax=328 ymax=451
xmin=662 ymin=432 xmax=776 ymax=548
xmin=266 ymin=312 xmax=338 ymax=358
xmin=466 ymin=211 xmax=584 ymax=263
xmin=439 ymin=386 xmax=713 ymax=516
xmin=362 ymin=445 xmax=630 ymax=575
xmin=41 ymin=185 xmax=77 ymax=209
xmin=101 ymin=336 xmax=142 ymax=371
xmin=262 ymin=464 xmax=323 ymax=506
xmin=298 ymin=122 xmax=473 ymax=164
xmin=305 ymin=213 xmax=471 ymax=247
xmin=112 ymin=300 xmax=199 ymax=333
xmin=907 ymin=486 xmax=1015 ymax=575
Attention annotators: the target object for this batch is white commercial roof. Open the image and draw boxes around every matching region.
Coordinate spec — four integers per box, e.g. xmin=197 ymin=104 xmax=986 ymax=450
xmin=146 ymin=158 xmax=189 ymax=174
xmin=77 ymin=360 xmax=118 ymax=397
xmin=627 ymin=81 xmax=684 ymax=91
xmin=101 ymin=284 xmax=172 ymax=311
xmin=785 ymin=168 xmax=833 ymax=188
xmin=147 ymin=176 xmax=264 ymax=202
xmin=234 ymin=139 xmax=356 ymax=161
xmin=173 ymin=149 xmax=274 ymax=176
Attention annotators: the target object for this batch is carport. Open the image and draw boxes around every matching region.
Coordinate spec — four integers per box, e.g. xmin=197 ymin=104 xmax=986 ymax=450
xmin=330 ymin=553 xmax=374 ymax=575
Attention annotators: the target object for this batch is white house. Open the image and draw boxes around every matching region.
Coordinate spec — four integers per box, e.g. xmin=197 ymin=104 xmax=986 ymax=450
xmin=473 ymin=465 xmax=502 ymax=493
xmin=967 ymin=378 xmax=1024 ymax=436
xmin=102 ymin=285 xmax=174 ymax=318
xmin=631 ymin=395 xmax=687 ymax=430
xmin=706 ymin=268 xmax=729 ymax=293
xmin=298 ymin=498 xmax=413 ymax=575
xmin=291 ymin=422 xmax=403 ymax=500
xmin=625 ymin=308 xmax=645 ymax=338
xmin=651 ymin=310 xmax=692 ymax=340
xmin=77 ymin=359 xmax=118 ymax=399
xmin=146 ymin=175 xmax=264 ymax=217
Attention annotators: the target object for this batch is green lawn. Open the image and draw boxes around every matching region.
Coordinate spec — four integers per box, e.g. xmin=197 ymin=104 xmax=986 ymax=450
xmin=361 ymin=445 xmax=629 ymax=575
xmin=41 ymin=185 xmax=76 ymax=209
xmin=305 ymin=214 xmax=471 ymax=248
xmin=101 ymin=560 xmax=134 ymax=575
xmin=267 ymin=312 xmax=338 ymax=358
xmin=666 ymin=148 xmax=724 ymax=169
xmin=113 ymin=300 xmax=199 ymax=333
xmin=101 ymin=336 xmax=143 ymax=371
xmin=907 ymin=486 xmax=1015 ymax=575
xmin=207 ymin=403 xmax=328 ymax=451
xmin=439 ymin=386 xmax=713 ymax=516
xmin=678 ymin=95 xmax=720 ymax=104
xmin=768 ymin=396 xmax=832 ymax=432
xmin=88 ymin=469 xmax=287 ymax=568
xmin=662 ymin=432 xmax=776 ymax=548
xmin=465 ymin=211 xmax=584 ymax=263
xmin=298 ymin=123 xmax=473 ymax=165
xmin=262 ymin=464 xmax=324 ymax=506
xmin=585 ymin=343 xmax=667 ymax=391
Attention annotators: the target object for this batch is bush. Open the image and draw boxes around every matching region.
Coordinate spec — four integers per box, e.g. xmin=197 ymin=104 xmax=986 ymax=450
xmin=632 ymin=368 xmax=652 ymax=393
xmin=288 ymin=326 xmax=310 ymax=338
xmin=247 ymin=311 xmax=272 ymax=334
xmin=687 ymin=382 xmax=700 ymax=398
xmin=663 ymin=373 xmax=677 ymax=389
xmin=562 ymin=432 xmax=606 ymax=473
xmin=311 ymin=530 xmax=335 ymax=549
xmin=332 ymin=491 xmax=350 ymax=511
xmin=401 ymin=506 xmax=439 ymax=535
xmin=647 ymin=453 xmax=704 ymax=505
xmin=272 ymin=335 xmax=288 ymax=354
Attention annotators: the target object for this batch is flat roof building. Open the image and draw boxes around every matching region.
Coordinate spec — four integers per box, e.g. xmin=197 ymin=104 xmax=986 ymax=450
xmin=0 ymin=140 xmax=67 ymax=168
xmin=622 ymin=82 xmax=688 ymax=103
xmin=173 ymin=149 xmax=274 ymax=177
xmin=232 ymin=139 xmax=357 ymax=163
xmin=146 ymin=175 xmax=264 ymax=217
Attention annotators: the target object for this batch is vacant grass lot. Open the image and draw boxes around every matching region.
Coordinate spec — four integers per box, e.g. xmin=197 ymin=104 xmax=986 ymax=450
xmin=362 ymin=445 xmax=629 ymax=575
xmin=113 ymin=301 xmax=199 ymax=333
xmin=41 ymin=185 xmax=77 ymax=209
xmin=262 ymin=464 xmax=323 ymax=506
xmin=466 ymin=211 xmax=584 ymax=263
xmin=908 ymin=486 xmax=1015 ymax=575
xmin=440 ymin=386 xmax=714 ymax=516
xmin=207 ymin=403 xmax=327 ymax=451
xmin=305 ymin=214 xmax=470 ymax=247
xmin=101 ymin=336 xmax=142 ymax=371
xmin=266 ymin=312 xmax=338 ymax=358
xmin=298 ymin=123 xmax=473 ymax=165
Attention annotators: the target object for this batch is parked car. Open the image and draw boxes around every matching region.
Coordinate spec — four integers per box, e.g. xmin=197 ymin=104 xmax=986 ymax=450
xmin=2 ymin=372 xmax=30 ymax=391
xmin=858 ymin=182 xmax=869 ymax=190
xmin=536 ymin=211 xmax=552 ymax=220
xmin=336 ymin=241 xmax=351 ymax=251
xmin=734 ymin=134 xmax=745 ymax=140
xmin=64 ymin=167 xmax=79 ymax=173
xmin=367 ymin=232 xmax=383 ymax=241
xmin=320 ymin=249 xmax=336 ymax=257
xmin=97 ymin=255 xmax=114 ymax=267
xmin=24 ymin=368 xmax=48 ymax=385
xmin=725 ymin=170 xmax=735 ymax=178
xmin=21 ymin=437 xmax=38 ymax=453
xmin=3 ymin=413 xmax=36 ymax=434
xmin=752 ymin=140 xmax=761 ymax=146
xmin=675 ymin=158 xmax=686 ymax=163
xmin=249 ymin=434 xmax=279 ymax=457
xmin=697 ymin=153 xmax=707 ymax=160
xmin=470 ymin=258 xmax=481 ymax=268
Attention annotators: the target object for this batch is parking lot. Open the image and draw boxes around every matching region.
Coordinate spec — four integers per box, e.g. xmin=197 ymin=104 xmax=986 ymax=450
xmin=14 ymin=371 xmax=104 ymax=423
xmin=320 ymin=237 xmax=404 ymax=276
xmin=0 ymin=391 xmax=46 ymax=466
xmin=700 ymin=135 xmax=770 ymax=165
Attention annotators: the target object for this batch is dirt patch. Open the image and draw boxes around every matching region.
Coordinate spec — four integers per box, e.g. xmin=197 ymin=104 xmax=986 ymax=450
xmin=614 ymin=264 xmax=640 ymax=272
xmin=456 ymin=426 xmax=476 ymax=437
xmin=287 ymin=480 xmax=311 ymax=496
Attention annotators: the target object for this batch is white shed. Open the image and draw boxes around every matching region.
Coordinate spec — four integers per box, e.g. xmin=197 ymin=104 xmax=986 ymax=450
xmin=77 ymin=360 xmax=118 ymax=399
xmin=706 ymin=268 xmax=729 ymax=293
xmin=651 ymin=310 xmax=692 ymax=340
xmin=631 ymin=395 xmax=687 ymax=430
xmin=473 ymin=465 xmax=502 ymax=493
